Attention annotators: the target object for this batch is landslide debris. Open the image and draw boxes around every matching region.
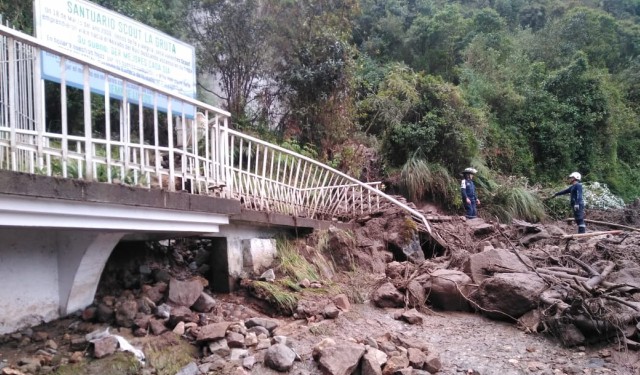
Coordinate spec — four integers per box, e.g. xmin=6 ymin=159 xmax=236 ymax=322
xmin=1 ymin=201 xmax=640 ymax=374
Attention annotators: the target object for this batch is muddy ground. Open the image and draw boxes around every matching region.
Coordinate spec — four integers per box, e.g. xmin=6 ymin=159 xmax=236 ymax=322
xmin=1 ymin=203 xmax=640 ymax=375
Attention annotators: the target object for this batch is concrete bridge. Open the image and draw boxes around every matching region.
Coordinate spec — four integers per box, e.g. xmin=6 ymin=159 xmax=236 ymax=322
xmin=0 ymin=23 xmax=431 ymax=334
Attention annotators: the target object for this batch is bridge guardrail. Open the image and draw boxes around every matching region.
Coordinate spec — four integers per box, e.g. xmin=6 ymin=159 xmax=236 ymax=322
xmin=0 ymin=24 xmax=430 ymax=234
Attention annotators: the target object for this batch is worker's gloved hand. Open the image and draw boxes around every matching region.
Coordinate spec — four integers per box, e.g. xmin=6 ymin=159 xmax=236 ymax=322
xmin=574 ymin=204 xmax=579 ymax=211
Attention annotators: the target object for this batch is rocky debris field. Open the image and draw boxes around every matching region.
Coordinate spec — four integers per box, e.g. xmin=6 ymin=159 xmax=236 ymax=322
xmin=1 ymin=200 xmax=640 ymax=375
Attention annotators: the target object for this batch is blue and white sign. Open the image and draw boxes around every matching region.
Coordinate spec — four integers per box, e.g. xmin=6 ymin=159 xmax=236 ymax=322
xmin=34 ymin=0 xmax=196 ymax=116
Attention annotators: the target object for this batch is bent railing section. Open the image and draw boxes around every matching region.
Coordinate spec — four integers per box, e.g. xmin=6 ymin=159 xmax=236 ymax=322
xmin=0 ymin=24 xmax=431 ymax=234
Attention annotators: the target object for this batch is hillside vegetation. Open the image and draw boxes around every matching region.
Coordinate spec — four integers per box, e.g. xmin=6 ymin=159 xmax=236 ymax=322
xmin=3 ymin=0 xmax=640 ymax=213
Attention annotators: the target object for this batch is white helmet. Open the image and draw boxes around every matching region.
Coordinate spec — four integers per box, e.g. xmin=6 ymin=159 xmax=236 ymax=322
xmin=568 ymin=172 xmax=581 ymax=180
xmin=463 ymin=167 xmax=478 ymax=175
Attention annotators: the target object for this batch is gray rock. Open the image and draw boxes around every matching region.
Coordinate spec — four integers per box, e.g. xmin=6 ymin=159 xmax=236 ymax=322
xmin=259 ymin=269 xmax=276 ymax=282
xmin=323 ymin=303 xmax=340 ymax=319
xmin=265 ymin=343 xmax=296 ymax=372
xmin=229 ymin=348 xmax=249 ymax=361
xmin=400 ymin=309 xmax=423 ymax=325
xmin=115 ymin=300 xmax=138 ymax=328
xmin=168 ymin=278 xmax=204 ymax=308
xmin=247 ymin=326 xmax=270 ymax=338
xmin=245 ymin=317 xmax=280 ymax=332
xmin=155 ymin=303 xmax=171 ymax=319
xmin=153 ymin=269 xmax=171 ymax=283
xmin=243 ymin=355 xmax=256 ymax=369
xmin=401 ymin=233 xmax=425 ymax=264
xmin=463 ymin=248 xmax=533 ymax=284
xmin=208 ymin=339 xmax=231 ymax=356
xmin=361 ymin=351 xmax=383 ymax=375
xmin=192 ymin=292 xmax=217 ymax=313
xmin=226 ymin=331 xmax=245 ymax=348
xmin=197 ymin=322 xmax=232 ymax=343
xmin=175 ymin=362 xmax=199 ymax=375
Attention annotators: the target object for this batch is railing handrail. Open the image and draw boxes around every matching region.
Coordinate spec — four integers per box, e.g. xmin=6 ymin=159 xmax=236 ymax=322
xmin=0 ymin=23 xmax=431 ymax=235
xmin=223 ymin=127 xmax=431 ymax=234
xmin=0 ymin=24 xmax=230 ymax=118
xmin=298 ymin=181 xmax=381 ymax=192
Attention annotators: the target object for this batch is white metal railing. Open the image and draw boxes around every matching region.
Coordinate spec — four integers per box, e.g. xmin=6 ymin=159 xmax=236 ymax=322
xmin=0 ymin=24 xmax=431 ymax=234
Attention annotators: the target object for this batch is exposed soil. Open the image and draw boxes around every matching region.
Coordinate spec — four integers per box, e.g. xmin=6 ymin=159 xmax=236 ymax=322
xmin=2 ymin=203 xmax=640 ymax=375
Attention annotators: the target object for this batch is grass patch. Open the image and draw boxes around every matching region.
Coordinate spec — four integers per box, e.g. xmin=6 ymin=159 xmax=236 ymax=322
xmin=253 ymin=280 xmax=298 ymax=314
xmin=483 ymin=177 xmax=546 ymax=223
xmin=277 ymin=236 xmax=320 ymax=282
xmin=308 ymin=322 xmax=333 ymax=336
xmin=54 ymin=352 xmax=140 ymax=375
xmin=399 ymin=157 xmax=457 ymax=204
xmin=145 ymin=336 xmax=197 ymax=375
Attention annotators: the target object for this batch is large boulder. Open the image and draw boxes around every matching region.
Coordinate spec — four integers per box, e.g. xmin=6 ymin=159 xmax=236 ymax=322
xmin=463 ymin=248 xmax=533 ymax=284
xmin=372 ymin=282 xmax=405 ymax=308
xmin=474 ymin=272 xmax=547 ymax=320
xmin=168 ymin=278 xmax=204 ymax=308
xmin=423 ymin=269 xmax=474 ymax=311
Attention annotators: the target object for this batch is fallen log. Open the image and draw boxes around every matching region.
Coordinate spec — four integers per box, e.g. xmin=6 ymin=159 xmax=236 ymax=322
xmin=565 ymin=218 xmax=640 ymax=232
xmin=585 ymin=261 xmax=615 ymax=289
xmin=561 ymin=230 xmax=622 ymax=239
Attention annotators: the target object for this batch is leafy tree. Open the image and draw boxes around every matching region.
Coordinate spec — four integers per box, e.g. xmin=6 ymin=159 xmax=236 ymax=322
xmin=405 ymin=4 xmax=470 ymax=81
xmin=380 ymin=72 xmax=483 ymax=173
xmin=0 ymin=0 xmax=33 ymax=32
xmin=187 ymin=0 xmax=270 ymax=124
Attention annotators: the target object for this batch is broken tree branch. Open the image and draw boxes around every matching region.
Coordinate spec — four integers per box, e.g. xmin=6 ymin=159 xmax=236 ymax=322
xmin=565 ymin=218 xmax=640 ymax=232
xmin=561 ymin=230 xmax=623 ymax=239
xmin=585 ymin=261 xmax=615 ymax=289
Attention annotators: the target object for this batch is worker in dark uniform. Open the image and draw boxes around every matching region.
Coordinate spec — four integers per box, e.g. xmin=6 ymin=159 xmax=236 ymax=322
xmin=551 ymin=172 xmax=586 ymax=233
xmin=461 ymin=167 xmax=480 ymax=219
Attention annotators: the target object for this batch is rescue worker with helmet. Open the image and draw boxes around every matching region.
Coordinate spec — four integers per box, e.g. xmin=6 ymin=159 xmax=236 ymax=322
xmin=551 ymin=172 xmax=586 ymax=233
xmin=461 ymin=167 xmax=480 ymax=219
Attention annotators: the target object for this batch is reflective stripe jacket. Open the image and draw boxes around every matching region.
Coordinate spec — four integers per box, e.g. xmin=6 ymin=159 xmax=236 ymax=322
xmin=555 ymin=183 xmax=584 ymax=206
xmin=461 ymin=178 xmax=476 ymax=202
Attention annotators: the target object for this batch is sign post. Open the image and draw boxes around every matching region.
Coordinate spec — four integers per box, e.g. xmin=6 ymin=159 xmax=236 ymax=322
xmin=33 ymin=0 xmax=197 ymax=116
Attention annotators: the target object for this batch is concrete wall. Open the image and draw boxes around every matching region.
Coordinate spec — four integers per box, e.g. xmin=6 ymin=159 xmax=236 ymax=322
xmin=0 ymin=229 xmax=63 ymax=334
xmin=208 ymin=224 xmax=282 ymax=291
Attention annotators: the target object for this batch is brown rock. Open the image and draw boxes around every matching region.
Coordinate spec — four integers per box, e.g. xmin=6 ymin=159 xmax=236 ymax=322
xmin=333 ymin=294 xmax=351 ymax=311
xmin=149 ymin=319 xmax=168 ymax=335
xmin=424 ymin=352 xmax=442 ymax=374
xmin=407 ymin=348 xmax=427 ymax=369
xmin=168 ymin=278 xmax=204 ymax=308
xmin=382 ymin=354 xmax=409 ymax=375
xmin=91 ymin=336 xmax=118 ymax=359
xmin=115 ymin=300 xmax=138 ymax=328
xmin=372 ymin=282 xmax=404 ymax=308
xmin=475 ymin=273 xmax=547 ymax=319
xmin=192 ymin=292 xmax=216 ymax=313
xmin=400 ymin=309 xmax=423 ymax=325
xmin=463 ymin=248 xmax=532 ymax=284
xmin=197 ymin=322 xmax=232 ymax=343
xmin=316 ymin=341 xmax=366 ymax=375
xmin=424 ymin=269 xmax=474 ymax=311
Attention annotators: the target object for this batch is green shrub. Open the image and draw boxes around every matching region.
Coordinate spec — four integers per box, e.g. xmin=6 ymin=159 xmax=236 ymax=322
xmin=481 ymin=176 xmax=546 ymax=223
